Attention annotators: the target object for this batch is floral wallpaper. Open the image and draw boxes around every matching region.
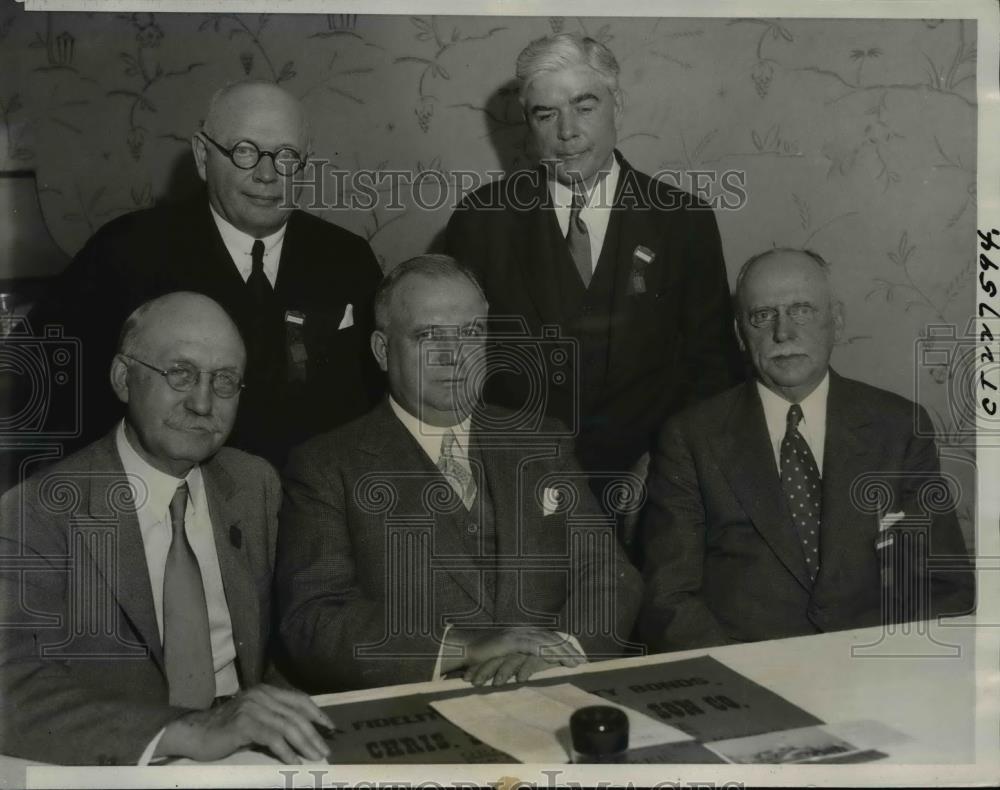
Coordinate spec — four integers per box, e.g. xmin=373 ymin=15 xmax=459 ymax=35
xmin=0 ymin=7 xmax=978 ymax=540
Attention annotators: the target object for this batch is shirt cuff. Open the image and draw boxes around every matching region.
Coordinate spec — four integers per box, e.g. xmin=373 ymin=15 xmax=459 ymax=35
xmin=137 ymin=727 xmax=168 ymax=766
xmin=432 ymin=624 xmax=454 ymax=681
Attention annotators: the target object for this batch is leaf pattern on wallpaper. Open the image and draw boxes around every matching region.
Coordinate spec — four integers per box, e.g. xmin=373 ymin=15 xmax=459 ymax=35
xmin=658 ymin=125 xmax=801 ymax=171
xmin=820 ymin=91 xmax=905 ymax=192
xmin=728 ymin=18 xmax=795 ymax=98
xmin=394 ymin=16 xmax=507 ymax=133
xmin=794 ymin=21 xmax=975 ymax=108
xmin=933 ymin=136 xmax=977 ymax=229
xmin=199 ymin=13 xmax=293 ymax=84
xmin=108 ymin=13 xmax=205 ymax=161
xmin=789 ymin=193 xmax=859 ymax=249
xmin=867 ymin=230 xmax=971 ymax=324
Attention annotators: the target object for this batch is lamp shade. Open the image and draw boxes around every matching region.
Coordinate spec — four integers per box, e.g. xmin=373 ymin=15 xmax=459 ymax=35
xmin=0 ymin=170 xmax=69 ymax=282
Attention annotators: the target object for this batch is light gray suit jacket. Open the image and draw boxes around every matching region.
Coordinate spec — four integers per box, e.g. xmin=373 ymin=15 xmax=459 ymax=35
xmin=0 ymin=430 xmax=281 ymax=765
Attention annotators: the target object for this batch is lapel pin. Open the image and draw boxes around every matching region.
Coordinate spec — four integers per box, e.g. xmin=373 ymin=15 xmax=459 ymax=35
xmin=628 ymin=245 xmax=655 ymax=296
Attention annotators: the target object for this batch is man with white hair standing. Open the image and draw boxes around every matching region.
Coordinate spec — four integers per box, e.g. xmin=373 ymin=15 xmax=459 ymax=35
xmin=446 ymin=34 xmax=743 ymax=554
xmin=31 ymin=80 xmax=383 ymax=468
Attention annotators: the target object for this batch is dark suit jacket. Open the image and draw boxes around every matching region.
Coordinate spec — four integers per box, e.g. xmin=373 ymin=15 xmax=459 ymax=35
xmin=445 ymin=152 xmax=743 ymax=476
xmin=638 ymin=372 xmax=975 ymax=653
xmin=276 ymin=401 xmax=644 ymax=692
xmin=0 ymin=430 xmax=281 ymax=765
xmin=29 ymin=198 xmax=383 ymax=467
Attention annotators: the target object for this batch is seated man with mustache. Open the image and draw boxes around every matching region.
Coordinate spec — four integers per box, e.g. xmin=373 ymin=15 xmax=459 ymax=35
xmin=0 ymin=292 xmax=332 ymax=765
xmin=638 ymin=248 xmax=975 ymax=652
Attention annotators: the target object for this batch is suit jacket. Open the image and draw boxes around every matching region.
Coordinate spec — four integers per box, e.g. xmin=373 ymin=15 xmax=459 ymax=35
xmin=29 ymin=198 xmax=383 ymax=467
xmin=276 ymin=400 xmax=644 ymax=693
xmin=637 ymin=372 xmax=976 ymax=653
xmin=0 ymin=430 xmax=281 ymax=765
xmin=445 ymin=152 xmax=743 ymax=476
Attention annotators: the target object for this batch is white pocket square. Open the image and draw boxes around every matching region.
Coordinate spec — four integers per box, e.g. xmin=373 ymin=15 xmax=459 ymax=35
xmin=337 ymin=303 xmax=354 ymax=330
xmin=542 ymin=487 xmax=562 ymax=517
xmin=876 ymin=511 xmax=905 ymax=550
xmin=879 ymin=511 xmax=905 ymax=532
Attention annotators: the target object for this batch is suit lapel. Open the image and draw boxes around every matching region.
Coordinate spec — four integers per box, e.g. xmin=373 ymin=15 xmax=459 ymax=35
xmin=814 ymin=372 xmax=876 ymax=591
xmin=274 ymin=210 xmax=304 ymax=298
xmin=711 ymin=383 xmax=813 ymax=590
xmin=81 ymin=433 xmax=164 ymax=670
xmin=201 ymin=455 xmax=261 ymax=687
xmin=183 ymin=200 xmax=248 ymax=295
xmin=468 ymin=419 xmax=512 ymax=618
xmin=361 ymin=403 xmax=486 ymax=610
xmin=516 ymin=169 xmax=569 ymax=325
xmin=604 ymin=155 xmax=666 ymax=379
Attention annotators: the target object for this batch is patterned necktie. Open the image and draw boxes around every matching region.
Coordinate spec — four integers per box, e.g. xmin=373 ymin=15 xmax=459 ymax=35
xmin=437 ymin=429 xmax=477 ymax=510
xmin=566 ymin=190 xmax=593 ymax=288
xmin=247 ymin=239 xmax=272 ymax=305
xmin=780 ymin=404 xmax=822 ymax=581
xmin=162 ymin=482 xmax=215 ymax=709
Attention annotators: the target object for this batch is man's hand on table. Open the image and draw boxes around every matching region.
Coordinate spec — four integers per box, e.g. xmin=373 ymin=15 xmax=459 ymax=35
xmin=154 ymin=684 xmax=334 ymax=764
xmin=443 ymin=627 xmax=585 ymax=687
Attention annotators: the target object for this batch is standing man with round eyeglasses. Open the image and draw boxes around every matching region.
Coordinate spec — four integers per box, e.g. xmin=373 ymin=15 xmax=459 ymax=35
xmin=30 ymin=80 xmax=383 ymax=468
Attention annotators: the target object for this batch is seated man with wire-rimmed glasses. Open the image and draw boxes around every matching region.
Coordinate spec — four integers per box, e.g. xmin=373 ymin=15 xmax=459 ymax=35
xmin=637 ymin=248 xmax=975 ymax=653
xmin=29 ymin=79 xmax=383 ymax=469
xmin=1 ymin=291 xmax=335 ymax=765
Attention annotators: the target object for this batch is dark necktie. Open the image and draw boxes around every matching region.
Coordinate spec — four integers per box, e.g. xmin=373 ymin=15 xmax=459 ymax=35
xmin=162 ymin=482 xmax=215 ymax=709
xmin=780 ymin=404 xmax=822 ymax=581
xmin=566 ymin=190 xmax=593 ymax=288
xmin=247 ymin=239 xmax=271 ymax=306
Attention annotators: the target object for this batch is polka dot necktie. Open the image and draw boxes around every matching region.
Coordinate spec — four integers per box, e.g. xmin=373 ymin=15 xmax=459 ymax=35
xmin=780 ymin=404 xmax=822 ymax=581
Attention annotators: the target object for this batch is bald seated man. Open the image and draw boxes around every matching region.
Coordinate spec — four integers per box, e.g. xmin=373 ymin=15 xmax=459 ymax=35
xmin=638 ymin=248 xmax=975 ymax=652
xmin=0 ymin=292 xmax=332 ymax=765
xmin=30 ymin=79 xmax=383 ymax=468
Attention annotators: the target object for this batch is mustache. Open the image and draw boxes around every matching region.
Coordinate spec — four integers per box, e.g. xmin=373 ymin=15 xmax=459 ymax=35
xmin=768 ymin=349 xmax=808 ymax=357
xmin=166 ymin=417 xmax=226 ymax=433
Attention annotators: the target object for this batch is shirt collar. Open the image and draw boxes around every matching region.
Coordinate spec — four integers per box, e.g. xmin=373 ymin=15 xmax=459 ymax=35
xmin=387 ymin=396 xmax=473 ymax=464
xmin=115 ymin=420 xmax=205 ymax=522
xmin=209 ymin=203 xmax=286 ymax=256
xmin=757 ymin=371 xmax=831 ymax=435
xmin=550 ymin=153 xmax=620 ymax=210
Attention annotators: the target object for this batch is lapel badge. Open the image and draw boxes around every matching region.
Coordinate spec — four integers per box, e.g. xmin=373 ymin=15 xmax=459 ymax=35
xmin=627 ymin=245 xmax=655 ymax=296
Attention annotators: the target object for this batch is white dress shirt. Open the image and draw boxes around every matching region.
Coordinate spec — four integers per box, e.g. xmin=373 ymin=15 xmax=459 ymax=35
xmin=116 ymin=422 xmax=240 ymax=696
xmin=549 ymin=155 xmax=621 ymax=271
xmin=388 ymin=395 xmax=472 ymax=472
xmin=757 ymin=372 xmax=830 ymax=476
xmin=387 ymin=397 xmax=585 ymax=682
xmin=210 ymin=204 xmax=286 ymax=288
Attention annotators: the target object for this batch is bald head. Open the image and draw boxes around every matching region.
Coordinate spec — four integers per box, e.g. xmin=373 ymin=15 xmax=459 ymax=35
xmin=193 ymin=80 xmax=309 ymax=238
xmin=734 ymin=248 xmax=844 ymax=403
xmin=112 ymin=292 xmax=245 ymax=476
xmin=118 ymin=291 xmax=245 ymax=366
xmin=203 ymin=81 xmax=310 ymax=151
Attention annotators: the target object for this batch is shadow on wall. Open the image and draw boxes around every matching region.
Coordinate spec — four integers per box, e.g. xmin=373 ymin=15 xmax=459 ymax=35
xmin=427 ymin=77 xmax=529 ymax=255
xmin=161 ymin=147 xmax=205 ymax=207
